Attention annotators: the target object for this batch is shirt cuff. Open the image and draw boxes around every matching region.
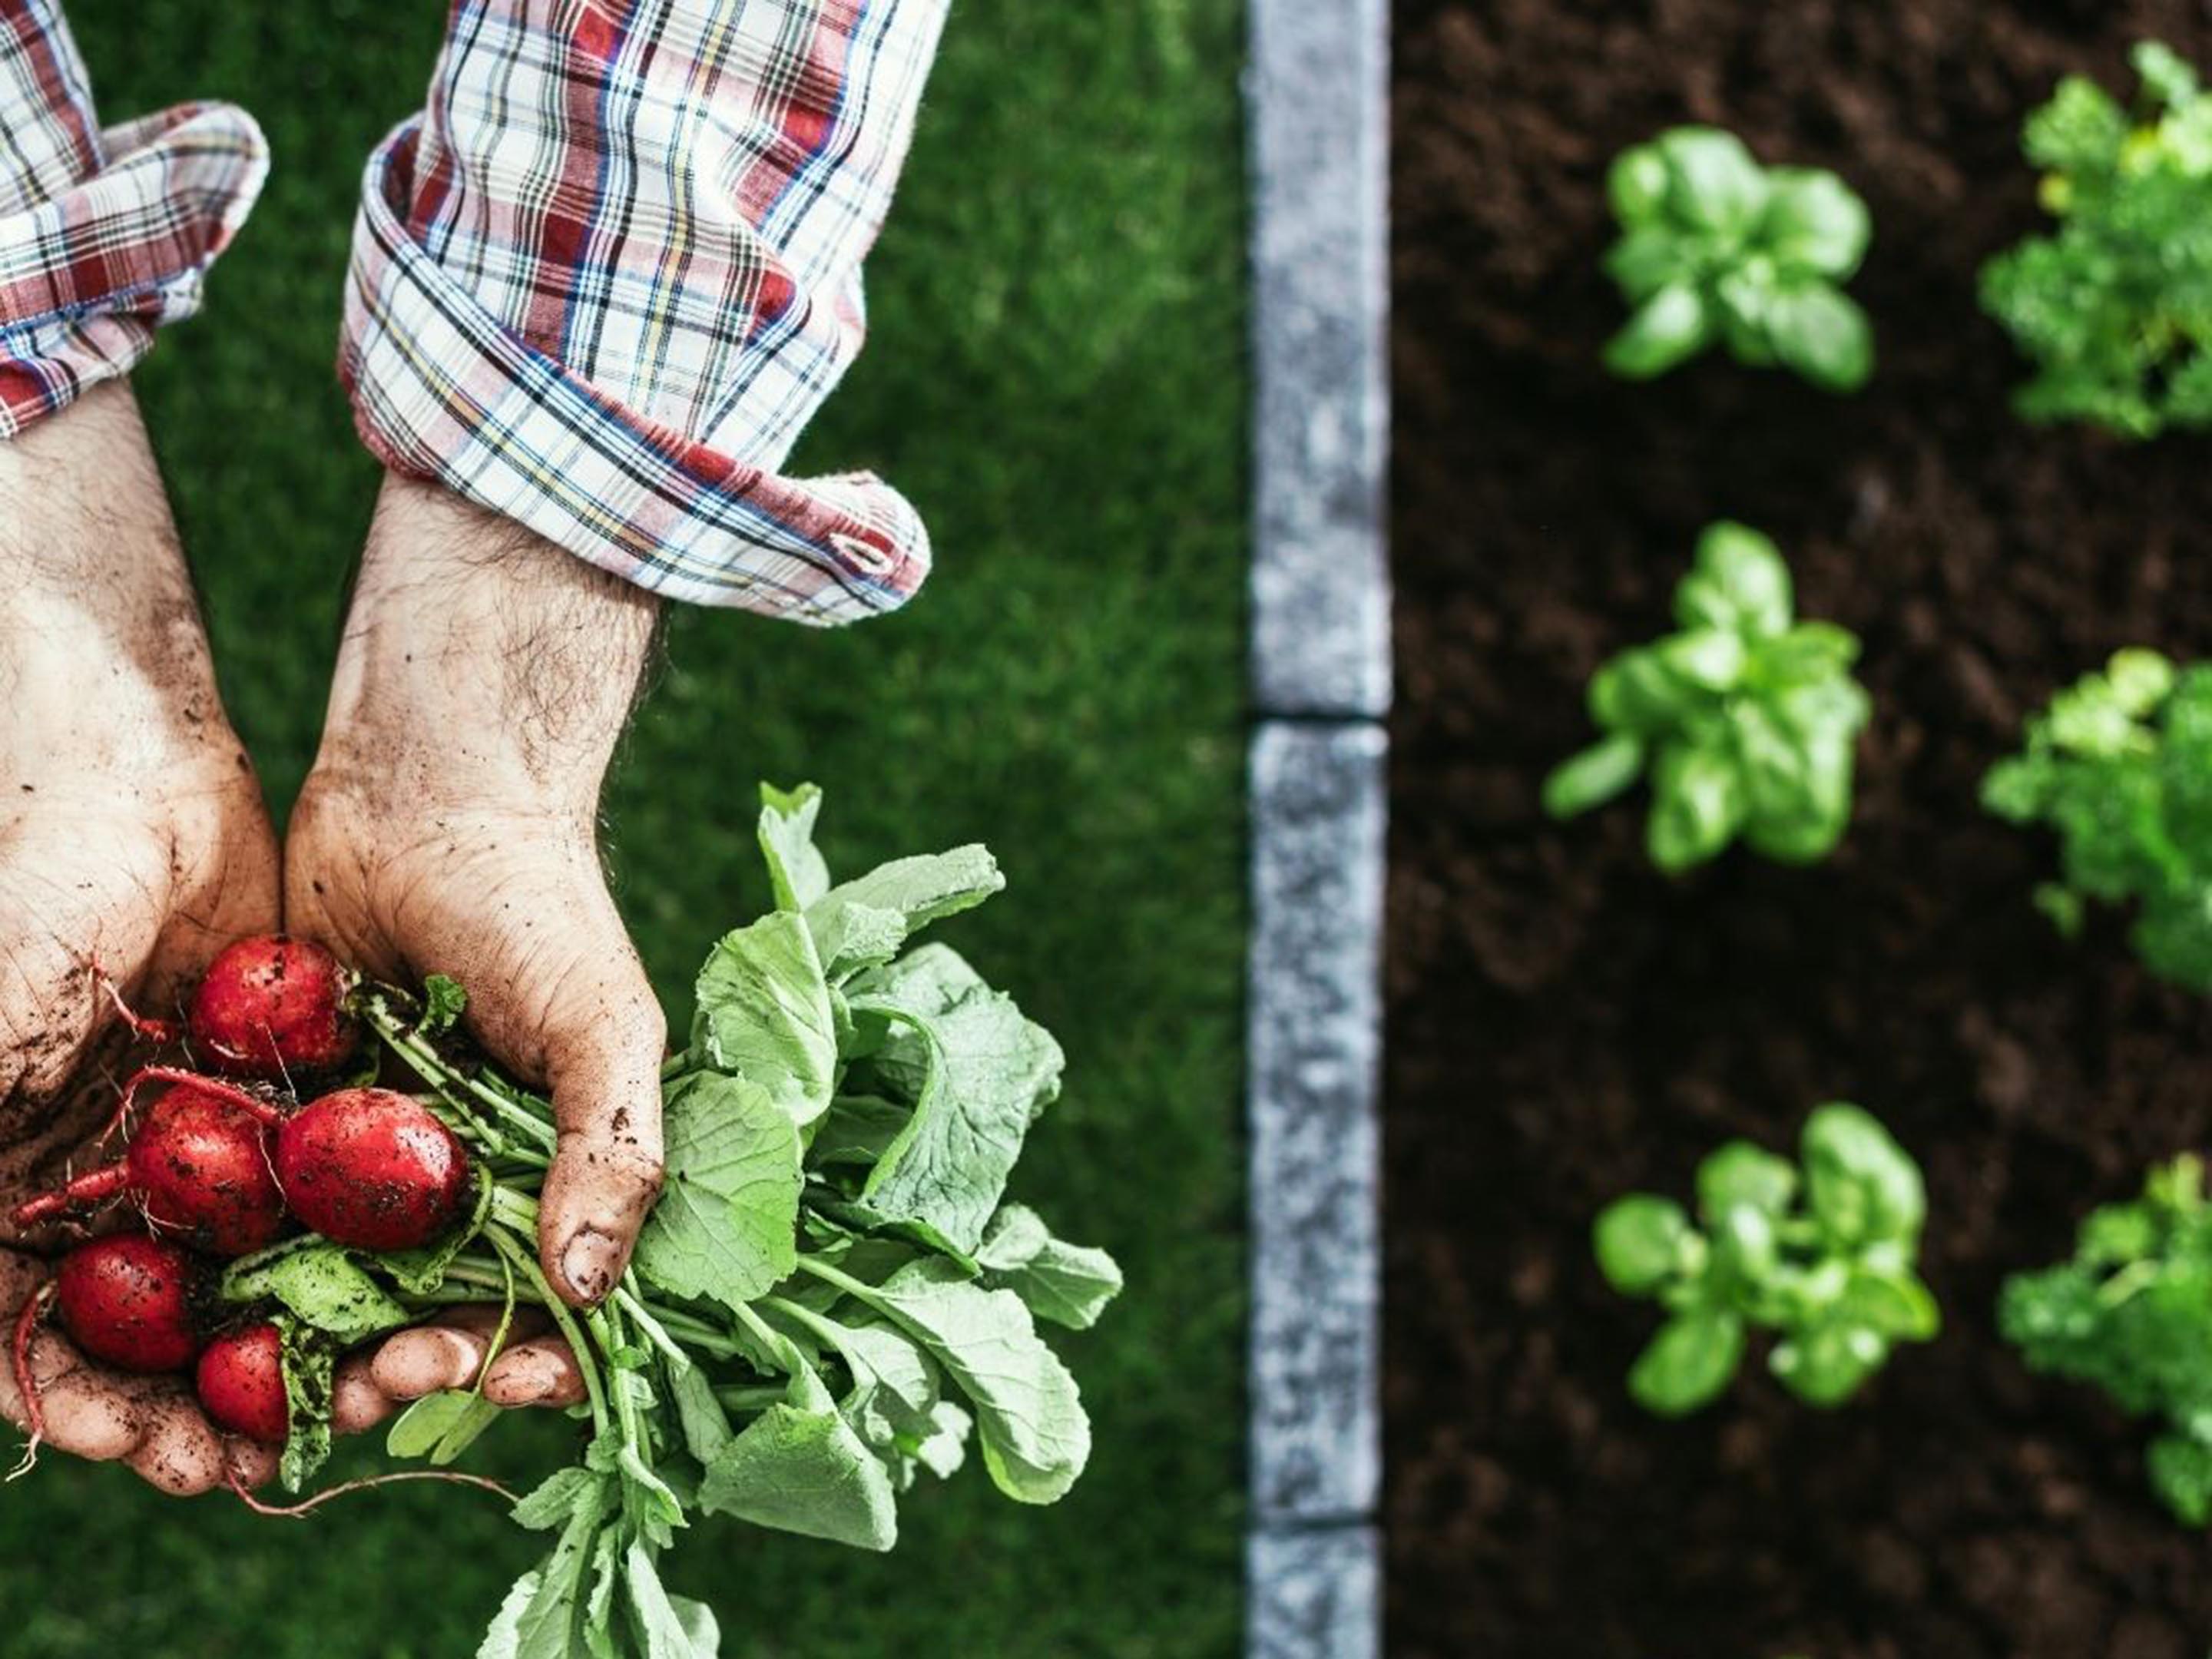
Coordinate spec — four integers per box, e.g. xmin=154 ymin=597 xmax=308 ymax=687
xmin=0 ymin=98 xmax=267 ymax=439
xmin=339 ymin=118 xmax=932 ymax=627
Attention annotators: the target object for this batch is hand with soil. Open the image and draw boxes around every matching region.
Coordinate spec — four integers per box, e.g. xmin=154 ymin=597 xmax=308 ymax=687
xmin=0 ymin=383 xmax=285 ymax=1492
xmin=332 ymin=1305 xmax=588 ymax=1431
xmin=286 ymin=474 xmax=667 ymax=1331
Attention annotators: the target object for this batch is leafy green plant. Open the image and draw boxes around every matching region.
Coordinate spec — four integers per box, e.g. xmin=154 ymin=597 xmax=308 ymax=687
xmin=1543 ymin=522 xmax=1871 ymax=872
xmin=1982 ymin=647 xmax=2212 ymax=991
xmin=163 ymin=784 xmax=1120 ymax=1658
xmin=1602 ymin=125 xmax=1873 ymax=390
xmin=1594 ymin=1104 xmax=1938 ymax=1416
xmin=2002 ymin=1154 xmax=2212 ymax=1524
xmin=1982 ymin=41 xmax=2212 ymax=438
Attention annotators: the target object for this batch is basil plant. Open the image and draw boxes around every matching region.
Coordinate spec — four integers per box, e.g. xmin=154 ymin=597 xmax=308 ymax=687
xmin=1603 ymin=125 xmax=1874 ymax=390
xmin=1595 ymin=1104 xmax=1939 ymax=1417
xmin=1543 ymin=522 xmax=1870 ymax=873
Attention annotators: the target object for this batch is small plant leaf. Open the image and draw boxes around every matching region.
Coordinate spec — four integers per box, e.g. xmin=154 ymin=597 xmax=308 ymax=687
xmin=1656 ymin=628 xmax=1750 ymax=692
xmin=1658 ymin=127 xmax=1769 ymax=231
xmin=1770 ymin=1321 xmax=1887 ymax=1406
xmin=1676 ymin=522 xmax=1793 ymax=637
xmin=1588 ymin=649 xmax=1699 ymax=737
xmin=1697 ymin=1141 xmax=1799 ymax=1224
xmin=1647 ymin=745 xmax=1747 ymax=873
xmin=1543 ymin=733 xmax=1647 ymax=820
xmin=1604 ymin=284 xmax=1714 ymax=379
xmin=1607 ymin=142 xmax=1671 ymax=224
xmin=1628 ymin=1310 xmax=1745 ymax=1416
xmin=1767 ymin=284 xmax=1873 ymax=392
xmin=1803 ymin=1103 xmax=1926 ymax=1247
xmin=1760 ymin=167 xmax=1873 ymax=275
xmin=1594 ymin=1195 xmax=1696 ymax=1296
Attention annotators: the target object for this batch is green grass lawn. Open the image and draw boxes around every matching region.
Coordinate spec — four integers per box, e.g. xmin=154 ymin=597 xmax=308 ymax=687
xmin=0 ymin=3 xmax=1248 ymax=1653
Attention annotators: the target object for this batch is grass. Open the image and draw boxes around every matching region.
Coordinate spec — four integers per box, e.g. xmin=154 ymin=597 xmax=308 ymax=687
xmin=0 ymin=3 xmax=1249 ymax=1654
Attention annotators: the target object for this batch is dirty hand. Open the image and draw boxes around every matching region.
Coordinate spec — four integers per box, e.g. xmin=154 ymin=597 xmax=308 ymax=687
xmin=286 ymin=474 xmax=667 ymax=1330
xmin=330 ymin=1303 xmax=589 ymax=1433
xmin=0 ymin=384 xmax=283 ymax=1492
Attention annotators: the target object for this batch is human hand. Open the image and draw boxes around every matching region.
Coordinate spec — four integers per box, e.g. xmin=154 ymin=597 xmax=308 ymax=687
xmin=326 ymin=1304 xmax=588 ymax=1437
xmin=286 ymin=475 xmax=667 ymax=1326
xmin=0 ymin=384 xmax=283 ymax=1493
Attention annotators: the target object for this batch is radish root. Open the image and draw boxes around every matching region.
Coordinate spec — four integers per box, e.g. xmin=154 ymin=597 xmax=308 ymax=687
xmin=9 ymin=1283 xmax=54 ymax=1479
xmin=98 ymin=1065 xmax=287 ymax=1151
xmin=89 ymin=957 xmax=179 ymax=1047
xmin=225 ymin=1466 xmax=519 ymax=1519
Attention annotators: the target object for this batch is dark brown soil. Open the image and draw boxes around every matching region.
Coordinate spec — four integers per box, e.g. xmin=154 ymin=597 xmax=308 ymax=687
xmin=1387 ymin=4 xmax=2212 ymax=1656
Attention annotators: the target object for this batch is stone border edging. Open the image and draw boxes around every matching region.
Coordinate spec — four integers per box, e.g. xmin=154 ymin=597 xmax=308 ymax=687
xmin=1244 ymin=0 xmax=1392 ymax=1648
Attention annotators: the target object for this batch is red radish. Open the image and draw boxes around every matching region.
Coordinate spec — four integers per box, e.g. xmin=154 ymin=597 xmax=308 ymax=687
xmin=54 ymin=1235 xmax=207 ymax=1373
xmin=188 ymin=935 xmax=358 ymax=1080
xmin=196 ymin=1323 xmax=288 ymax=1443
xmin=275 ymin=1088 xmax=472 ymax=1252
xmin=12 ymin=1078 xmax=286 ymax=1257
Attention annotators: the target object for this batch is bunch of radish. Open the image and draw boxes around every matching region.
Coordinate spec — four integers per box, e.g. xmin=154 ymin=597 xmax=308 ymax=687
xmin=12 ymin=936 xmax=472 ymax=1446
xmin=1 ymin=786 xmax=1120 ymax=1659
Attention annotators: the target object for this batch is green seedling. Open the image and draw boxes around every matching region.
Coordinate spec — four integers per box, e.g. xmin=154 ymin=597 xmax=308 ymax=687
xmin=1983 ymin=648 xmax=2212 ymax=990
xmin=1982 ymin=42 xmax=2212 ymax=437
xmin=2002 ymin=1155 xmax=2212 ymax=1524
xmin=1545 ymin=522 xmax=1870 ymax=872
xmin=1603 ymin=125 xmax=1873 ymax=390
xmin=1595 ymin=1104 xmax=1938 ymax=1416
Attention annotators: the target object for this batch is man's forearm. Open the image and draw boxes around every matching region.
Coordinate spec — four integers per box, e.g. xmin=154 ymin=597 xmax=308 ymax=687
xmin=313 ymin=476 xmax=662 ymax=809
xmin=0 ymin=386 xmax=228 ymax=773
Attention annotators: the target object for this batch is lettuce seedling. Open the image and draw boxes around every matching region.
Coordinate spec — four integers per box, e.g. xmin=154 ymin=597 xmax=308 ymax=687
xmin=1982 ymin=42 xmax=2212 ymax=438
xmin=1983 ymin=647 xmax=2212 ymax=991
xmin=1594 ymin=1104 xmax=1939 ymax=1416
xmin=1544 ymin=522 xmax=1870 ymax=873
xmin=2002 ymin=1155 xmax=2212 ymax=1524
xmin=1603 ymin=126 xmax=1873 ymax=390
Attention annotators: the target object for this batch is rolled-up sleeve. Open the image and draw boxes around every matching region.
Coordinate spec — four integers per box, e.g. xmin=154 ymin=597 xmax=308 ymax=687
xmin=0 ymin=0 xmax=266 ymax=440
xmin=340 ymin=0 xmax=950 ymax=625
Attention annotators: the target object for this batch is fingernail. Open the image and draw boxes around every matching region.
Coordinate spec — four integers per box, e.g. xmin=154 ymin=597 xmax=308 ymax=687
xmin=561 ymin=1228 xmax=622 ymax=1303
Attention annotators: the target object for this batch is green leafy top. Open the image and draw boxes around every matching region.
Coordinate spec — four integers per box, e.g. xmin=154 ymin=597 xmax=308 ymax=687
xmin=1594 ymin=1104 xmax=1937 ymax=1416
xmin=1602 ymin=125 xmax=1873 ymax=391
xmin=1982 ymin=41 xmax=2212 ymax=437
xmin=1544 ymin=522 xmax=1871 ymax=873
xmin=1982 ymin=648 xmax=2212 ymax=990
xmin=2001 ymin=1154 xmax=2212 ymax=1524
xmin=252 ymin=781 xmax=1119 ymax=1659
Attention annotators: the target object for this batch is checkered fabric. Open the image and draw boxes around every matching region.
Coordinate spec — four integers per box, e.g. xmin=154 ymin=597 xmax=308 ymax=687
xmin=0 ymin=0 xmax=266 ymax=440
xmin=342 ymin=0 xmax=952 ymax=623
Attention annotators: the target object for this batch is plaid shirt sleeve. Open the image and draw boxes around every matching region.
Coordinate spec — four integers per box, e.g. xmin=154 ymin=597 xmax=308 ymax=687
xmin=341 ymin=0 xmax=951 ymax=625
xmin=0 ymin=0 xmax=266 ymax=440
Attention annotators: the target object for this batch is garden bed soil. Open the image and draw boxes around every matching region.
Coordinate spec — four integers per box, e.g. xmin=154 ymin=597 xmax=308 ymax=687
xmin=1387 ymin=3 xmax=2212 ymax=1656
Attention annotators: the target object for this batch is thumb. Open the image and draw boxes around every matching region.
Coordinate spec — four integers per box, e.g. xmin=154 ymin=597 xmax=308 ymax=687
xmin=531 ymin=950 xmax=667 ymax=1308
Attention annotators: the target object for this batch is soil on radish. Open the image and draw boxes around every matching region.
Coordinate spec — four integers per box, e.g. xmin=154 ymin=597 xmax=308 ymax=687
xmin=188 ymin=935 xmax=357 ymax=1079
xmin=14 ymin=1081 xmax=287 ymax=1257
xmin=197 ymin=1323 xmax=288 ymax=1443
xmin=53 ymin=1236 xmax=207 ymax=1374
xmin=273 ymin=1089 xmax=471 ymax=1252
xmin=1390 ymin=3 xmax=2212 ymax=1656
